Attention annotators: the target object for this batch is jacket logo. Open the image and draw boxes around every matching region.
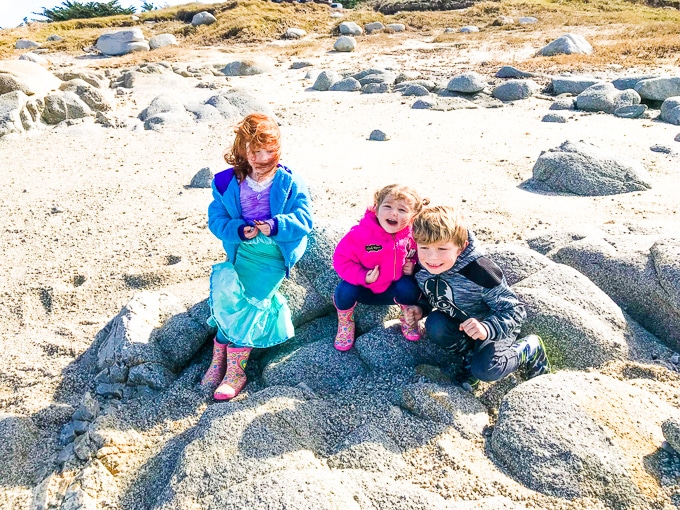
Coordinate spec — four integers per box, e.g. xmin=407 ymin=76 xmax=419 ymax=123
xmin=365 ymin=244 xmax=382 ymax=252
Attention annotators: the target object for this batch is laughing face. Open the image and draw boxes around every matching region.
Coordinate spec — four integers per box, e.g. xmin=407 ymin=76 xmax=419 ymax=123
xmin=376 ymin=195 xmax=416 ymax=234
xmin=417 ymin=240 xmax=468 ymax=274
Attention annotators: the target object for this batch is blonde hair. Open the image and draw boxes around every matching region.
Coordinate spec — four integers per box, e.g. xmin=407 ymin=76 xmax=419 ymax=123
xmin=412 ymin=205 xmax=468 ymax=248
xmin=224 ymin=113 xmax=281 ymax=182
xmin=373 ymin=184 xmax=430 ymax=215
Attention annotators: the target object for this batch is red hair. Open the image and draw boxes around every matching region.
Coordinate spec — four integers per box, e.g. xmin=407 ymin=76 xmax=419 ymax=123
xmin=224 ymin=113 xmax=281 ymax=182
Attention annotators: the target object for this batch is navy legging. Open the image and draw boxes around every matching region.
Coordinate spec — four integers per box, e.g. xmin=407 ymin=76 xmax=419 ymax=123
xmin=425 ymin=311 xmax=520 ymax=382
xmin=334 ymin=276 xmax=421 ymax=311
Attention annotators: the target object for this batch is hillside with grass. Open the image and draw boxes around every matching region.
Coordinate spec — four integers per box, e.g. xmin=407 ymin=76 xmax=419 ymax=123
xmin=1 ymin=0 xmax=679 ymax=71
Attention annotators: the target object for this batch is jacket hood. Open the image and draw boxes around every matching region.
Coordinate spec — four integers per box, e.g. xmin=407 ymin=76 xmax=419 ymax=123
xmin=442 ymin=230 xmax=484 ymax=276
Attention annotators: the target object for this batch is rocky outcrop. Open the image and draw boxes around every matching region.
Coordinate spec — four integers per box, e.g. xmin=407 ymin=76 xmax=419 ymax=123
xmin=531 ymin=140 xmax=652 ymax=196
xmin=533 ymin=232 xmax=680 ymax=350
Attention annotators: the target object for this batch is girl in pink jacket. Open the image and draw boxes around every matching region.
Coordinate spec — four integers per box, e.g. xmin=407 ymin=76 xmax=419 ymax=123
xmin=333 ymin=184 xmax=429 ymax=351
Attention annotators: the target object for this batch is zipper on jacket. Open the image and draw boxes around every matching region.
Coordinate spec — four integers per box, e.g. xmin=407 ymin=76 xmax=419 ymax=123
xmin=392 ymin=233 xmax=397 ymax=280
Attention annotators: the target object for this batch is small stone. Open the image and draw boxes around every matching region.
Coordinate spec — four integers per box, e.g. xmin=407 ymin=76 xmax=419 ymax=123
xmin=369 ymin=129 xmax=389 ymax=141
xmin=542 ymin=113 xmax=567 ymax=123
xmin=59 ymin=422 xmax=76 ymax=445
xmin=412 ymin=98 xmax=437 ymax=109
xmin=650 ymin=144 xmax=675 ymax=154
xmin=675 ymin=133 xmax=680 ymax=142
xmin=671 ymin=353 xmax=680 ymax=364
xmin=189 ymin=167 xmax=214 ymax=188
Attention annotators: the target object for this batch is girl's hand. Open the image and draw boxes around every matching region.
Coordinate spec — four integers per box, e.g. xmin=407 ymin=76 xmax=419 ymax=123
xmin=254 ymin=220 xmax=271 ymax=237
xmin=365 ymin=265 xmax=380 ymax=284
xmin=244 ymin=225 xmax=259 ymax=239
xmin=403 ymin=259 xmax=415 ymax=275
xmin=403 ymin=306 xmax=422 ymax=326
xmin=459 ymin=318 xmax=488 ymax=341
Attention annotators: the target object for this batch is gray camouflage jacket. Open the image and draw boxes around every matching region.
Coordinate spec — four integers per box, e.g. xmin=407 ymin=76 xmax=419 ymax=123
xmin=414 ymin=231 xmax=526 ymax=342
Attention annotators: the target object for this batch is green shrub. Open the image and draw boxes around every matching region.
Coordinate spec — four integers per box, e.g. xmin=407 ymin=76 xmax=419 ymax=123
xmin=34 ymin=1 xmax=136 ymax=22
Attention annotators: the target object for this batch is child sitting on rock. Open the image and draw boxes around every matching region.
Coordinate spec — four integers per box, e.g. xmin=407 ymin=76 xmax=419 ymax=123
xmin=332 ymin=184 xmax=429 ymax=351
xmin=403 ymin=205 xmax=550 ymax=389
xmin=201 ymin=113 xmax=313 ymax=400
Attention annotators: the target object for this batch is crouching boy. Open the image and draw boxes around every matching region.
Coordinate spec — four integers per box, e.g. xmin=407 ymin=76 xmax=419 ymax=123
xmin=403 ymin=205 xmax=550 ymax=389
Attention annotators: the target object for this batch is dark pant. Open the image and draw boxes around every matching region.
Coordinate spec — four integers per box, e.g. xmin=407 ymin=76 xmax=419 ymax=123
xmin=425 ymin=311 xmax=519 ymax=382
xmin=334 ymin=276 xmax=421 ymax=311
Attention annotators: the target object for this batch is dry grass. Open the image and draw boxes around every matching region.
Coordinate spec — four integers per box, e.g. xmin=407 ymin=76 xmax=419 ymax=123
xmin=0 ymin=0 xmax=679 ymax=69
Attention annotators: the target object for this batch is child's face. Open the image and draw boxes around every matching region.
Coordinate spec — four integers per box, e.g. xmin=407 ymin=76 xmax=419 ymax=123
xmin=417 ymin=240 xmax=468 ymax=274
xmin=246 ymin=143 xmax=279 ymax=175
xmin=376 ymin=196 xmax=416 ymax=234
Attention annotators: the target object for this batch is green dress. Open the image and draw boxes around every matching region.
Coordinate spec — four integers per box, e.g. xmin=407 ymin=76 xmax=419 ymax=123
xmin=208 ymin=235 xmax=294 ymax=348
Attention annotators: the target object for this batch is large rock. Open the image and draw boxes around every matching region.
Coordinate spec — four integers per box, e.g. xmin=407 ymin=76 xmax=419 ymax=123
xmin=0 ymin=60 xmax=61 ymax=97
xmin=207 ymin=89 xmax=277 ymax=120
xmin=491 ymin=79 xmax=539 ymax=101
xmin=312 ymin=70 xmax=342 ymax=91
xmin=551 ymin=75 xmax=602 ymax=95
xmin=634 ymin=77 xmax=680 ymax=101
xmin=0 ymin=90 xmax=29 ymax=137
xmin=531 ymin=140 xmax=652 ymax=196
xmin=0 ymin=414 xmax=41 ymax=486
xmin=96 ymin=28 xmax=149 ymax=56
xmin=339 ymin=21 xmax=363 ymax=35
xmin=41 ymin=91 xmax=94 ymax=124
xmin=15 ymin=39 xmax=41 ymax=49
xmin=221 ymin=58 xmax=275 ymax=76
xmin=262 ymin=339 xmax=369 ymax=393
xmin=512 ymin=263 xmax=651 ymax=369
xmin=537 ymin=33 xmax=593 ymax=56
xmin=56 ymin=70 xmax=108 ymax=89
xmin=660 ymin=96 xmax=680 ymax=125
xmin=551 ymin=234 xmax=680 ymax=350
xmin=149 ymin=34 xmax=178 ymax=50
xmin=191 ymin=11 xmax=217 ymax=25
xmin=576 ymin=83 xmax=640 ymax=114
xmin=333 ymin=36 xmax=357 ymax=52
xmin=446 ymin=72 xmax=486 ymax=94
xmin=150 ymin=386 xmax=465 ymax=510
xmin=60 ymin=82 xmax=111 ymax=112
xmin=95 ymin=291 xmax=210 ymax=383
xmin=138 ymin=94 xmax=193 ymax=131
xmin=490 ymin=371 xmax=678 ymax=509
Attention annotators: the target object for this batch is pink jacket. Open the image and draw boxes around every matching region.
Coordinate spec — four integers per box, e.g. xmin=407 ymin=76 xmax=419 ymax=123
xmin=333 ymin=209 xmax=416 ymax=294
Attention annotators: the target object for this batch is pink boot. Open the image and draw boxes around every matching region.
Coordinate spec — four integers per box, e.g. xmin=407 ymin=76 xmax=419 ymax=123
xmin=399 ymin=305 xmax=421 ymax=341
xmin=214 ymin=345 xmax=252 ymax=400
xmin=334 ymin=302 xmax=356 ymax=351
xmin=201 ymin=337 xmax=228 ymax=389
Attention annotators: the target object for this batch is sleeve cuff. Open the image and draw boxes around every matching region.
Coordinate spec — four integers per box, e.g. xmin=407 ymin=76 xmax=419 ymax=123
xmin=482 ymin=322 xmax=494 ymax=340
xmin=238 ymin=224 xmax=247 ymax=240
xmin=266 ymin=218 xmax=278 ymax=236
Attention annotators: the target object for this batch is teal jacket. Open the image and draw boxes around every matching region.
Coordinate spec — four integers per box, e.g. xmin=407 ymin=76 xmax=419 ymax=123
xmin=208 ymin=164 xmax=313 ymax=275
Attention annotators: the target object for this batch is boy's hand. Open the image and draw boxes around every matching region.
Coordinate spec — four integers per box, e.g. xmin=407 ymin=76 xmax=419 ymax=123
xmin=403 ymin=306 xmax=423 ymax=326
xmin=253 ymin=220 xmax=271 ymax=236
xmin=365 ymin=265 xmax=380 ymax=284
xmin=243 ymin=225 xmax=259 ymax=239
xmin=403 ymin=259 xmax=415 ymax=275
xmin=459 ymin=318 xmax=488 ymax=341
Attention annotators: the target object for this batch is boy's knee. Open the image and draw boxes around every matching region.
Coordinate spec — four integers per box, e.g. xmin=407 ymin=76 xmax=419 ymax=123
xmin=424 ymin=314 xmax=448 ymax=345
xmin=469 ymin=351 xmax=508 ymax=383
